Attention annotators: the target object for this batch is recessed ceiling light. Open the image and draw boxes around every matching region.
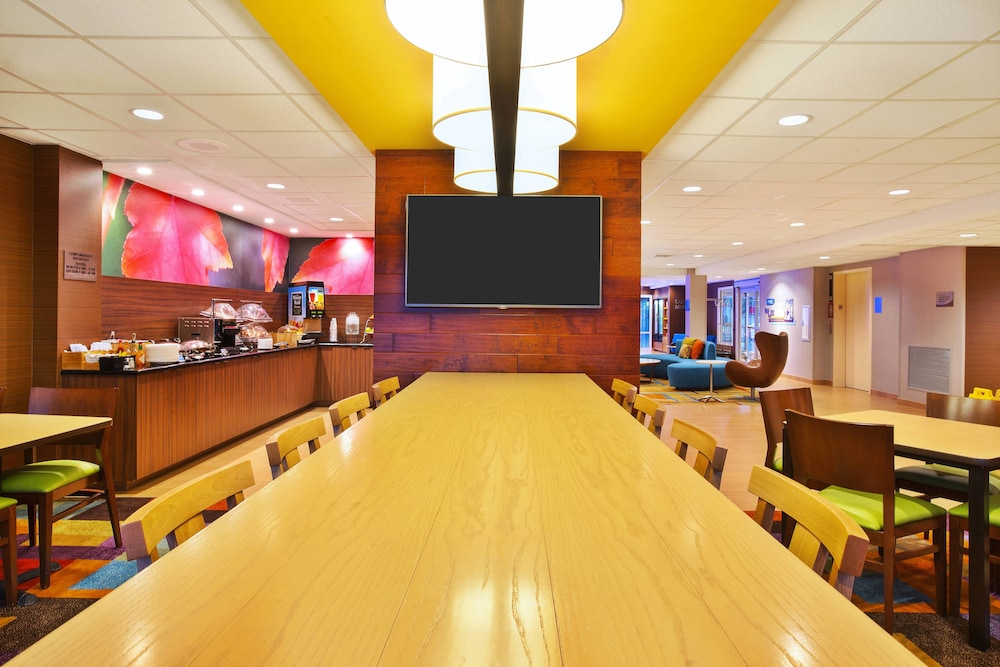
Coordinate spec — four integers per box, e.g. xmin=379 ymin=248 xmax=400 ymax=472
xmin=191 ymin=188 xmax=205 ymax=197
xmin=778 ymin=114 xmax=811 ymax=127
xmin=346 ymin=233 xmax=354 ymax=239
xmin=666 ymin=263 xmax=675 ymax=267
xmin=136 ymin=166 xmax=152 ymax=176
xmin=790 ymin=221 xmax=805 ymax=227
xmin=289 ymin=227 xmax=299 ymax=234
xmin=682 ymin=185 xmax=702 ymax=193
xmin=694 ymin=254 xmax=704 ymax=258
xmin=889 ymin=189 xmax=910 ymax=196
xmin=177 ymin=138 xmax=229 ymax=154
xmin=756 ymin=267 xmax=766 ymax=272
xmin=640 ymin=219 xmax=651 ymax=225
xmin=329 ymin=217 xmax=344 ymax=222
xmin=266 ymin=183 xmax=286 ymax=190
xmin=819 ymin=256 xmax=830 ymax=260
xmin=732 ymin=241 xmax=743 ymax=246
xmin=264 ymin=218 xmax=274 ymax=224
xmin=130 ymin=108 xmax=164 ymax=121
xmin=960 ymin=233 xmax=978 ymax=238
xmin=233 ymin=204 xmax=244 ymax=212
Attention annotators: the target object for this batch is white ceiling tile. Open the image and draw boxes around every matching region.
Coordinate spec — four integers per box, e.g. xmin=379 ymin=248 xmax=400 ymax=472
xmin=179 ymin=95 xmax=317 ymax=131
xmin=895 ymin=44 xmax=1000 ymax=99
xmin=783 ymin=137 xmax=906 ymax=163
xmin=839 ymin=0 xmax=1000 ymax=42
xmin=931 ymin=103 xmax=1000 ymax=138
xmin=719 ymin=181 xmax=796 ymax=198
xmin=771 ymin=43 xmax=969 ymax=100
xmin=750 ymin=0 xmax=872 ymax=42
xmin=828 ymin=100 xmax=993 ymax=138
xmin=701 ymin=42 xmax=822 ymax=98
xmin=880 ymin=198 xmax=960 ymax=213
xmin=0 ymin=69 xmax=42 ymax=92
xmin=185 ymin=156 xmax=292 ymax=178
xmin=59 ymin=94 xmax=218 ymax=131
xmin=725 ymin=99 xmax=875 ymax=137
xmin=639 ymin=158 xmax=681 ymax=182
xmin=702 ymin=195 xmax=775 ymax=209
xmin=746 ymin=162 xmax=847 ymax=183
xmin=820 ymin=198 xmax=894 ymax=211
xmin=198 ymin=0 xmax=272 ymax=38
xmin=917 ymin=183 xmax=1000 ymax=199
xmin=906 ymin=163 xmax=1000 ymax=183
xmin=238 ymin=39 xmax=317 ymax=95
xmin=95 ymin=38 xmax=280 ymax=94
xmin=302 ymin=177 xmax=376 ymax=194
xmin=45 ymin=129 xmax=172 ymax=158
xmin=668 ymin=161 xmax=767 ymax=182
xmin=787 ymin=180 xmax=872 ymax=197
xmin=143 ymin=131 xmax=261 ymax=158
xmin=695 ymin=136 xmax=810 ymax=162
xmin=642 ymin=194 xmax=707 ymax=209
xmin=668 ymin=97 xmax=759 ymax=135
xmin=0 ymin=37 xmax=159 ymax=93
xmin=273 ymin=157 xmax=370 ymax=178
xmin=657 ymin=181 xmax=733 ymax=196
xmin=29 ymin=0 xmax=222 ymax=36
xmin=645 ymin=133 xmax=714 ymax=161
xmin=232 ymin=131 xmax=347 ymax=158
xmin=954 ymin=144 xmax=1000 ymax=164
xmin=867 ymin=137 xmax=999 ymax=164
xmin=821 ymin=162 xmax=926 ymax=183
xmin=0 ymin=92 xmax=117 ymax=130
xmin=0 ymin=0 xmax=72 ymax=35
xmin=293 ymin=95 xmax=352 ymax=133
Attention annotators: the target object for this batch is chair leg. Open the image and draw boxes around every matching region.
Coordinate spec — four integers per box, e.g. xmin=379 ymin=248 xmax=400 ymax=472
xmin=883 ymin=537 xmax=895 ymax=633
xmin=949 ymin=521 xmax=964 ymax=617
xmin=1 ymin=506 xmax=16 ymax=607
xmin=26 ymin=502 xmax=37 ymax=547
xmin=933 ymin=525 xmax=947 ymax=616
xmin=102 ymin=465 xmax=123 ymax=547
xmin=38 ymin=495 xmax=54 ymax=590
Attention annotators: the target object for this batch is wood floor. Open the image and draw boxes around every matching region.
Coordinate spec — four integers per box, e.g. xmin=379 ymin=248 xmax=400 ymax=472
xmin=124 ymin=376 xmax=924 ymax=512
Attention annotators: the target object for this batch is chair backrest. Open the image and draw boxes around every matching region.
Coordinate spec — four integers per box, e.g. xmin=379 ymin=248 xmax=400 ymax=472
xmin=784 ymin=410 xmax=895 ymax=532
xmin=27 ymin=387 xmax=118 ymax=459
xmin=329 ymin=392 xmax=372 ymax=436
xmin=754 ymin=331 xmax=789 ymax=382
xmin=759 ymin=387 xmax=814 ymax=469
xmin=666 ymin=418 xmax=727 ymax=489
xmin=747 ymin=465 xmax=869 ymax=599
xmin=631 ymin=393 xmax=665 ymax=437
xmin=372 ymin=376 xmax=401 ymax=407
xmin=611 ymin=378 xmax=638 ymax=411
xmin=265 ymin=415 xmax=327 ymax=479
xmin=926 ymin=391 xmax=1000 ymax=427
xmin=122 ymin=459 xmax=255 ymax=571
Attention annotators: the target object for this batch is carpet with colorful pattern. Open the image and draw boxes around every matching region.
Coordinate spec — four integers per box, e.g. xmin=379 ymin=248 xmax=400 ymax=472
xmin=640 ymin=377 xmax=751 ymax=404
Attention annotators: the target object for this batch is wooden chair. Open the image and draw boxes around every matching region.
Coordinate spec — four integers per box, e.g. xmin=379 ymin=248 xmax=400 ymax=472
xmin=783 ymin=409 xmax=947 ymax=632
xmin=664 ymin=418 xmax=727 ymax=489
xmin=0 ymin=496 xmax=17 ymax=606
xmin=122 ymin=460 xmax=255 ymax=572
xmin=372 ymin=376 xmax=400 ymax=407
xmin=758 ymin=387 xmax=814 ymax=472
xmin=724 ymin=331 xmax=788 ymax=400
xmin=895 ymin=392 xmax=1000 ymax=501
xmin=748 ymin=465 xmax=869 ymax=599
xmin=329 ymin=392 xmax=372 ymax=436
xmin=265 ymin=416 xmax=326 ymax=479
xmin=0 ymin=387 xmax=121 ymax=589
xmin=611 ymin=378 xmax=638 ymax=412
xmin=631 ymin=393 xmax=665 ymax=438
xmin=948 ymin=498 xmax=1000 ymax=615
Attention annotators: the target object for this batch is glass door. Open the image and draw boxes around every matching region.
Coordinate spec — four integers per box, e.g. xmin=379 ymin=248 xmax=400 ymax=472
xmin=640 ymin=295 xmax=652 ymax=351
xmin=717 ymin=286 xmax=734 ymax=357
xmin=738 ymin=285 xmax=759 ymax=362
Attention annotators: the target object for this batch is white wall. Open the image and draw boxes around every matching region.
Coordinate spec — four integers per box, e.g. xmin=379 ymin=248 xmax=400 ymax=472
xmin=759 ymin=268 xmax=814 ymax=381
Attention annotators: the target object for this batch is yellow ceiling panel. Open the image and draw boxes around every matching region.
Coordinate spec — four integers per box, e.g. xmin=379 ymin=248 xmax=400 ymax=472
xmin=242 ymin=0 xmax=779 ymax=155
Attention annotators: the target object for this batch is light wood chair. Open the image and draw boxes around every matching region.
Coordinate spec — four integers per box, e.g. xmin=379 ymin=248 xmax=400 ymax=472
xmin=0 ymin=496 xmax=17 ymax=606
xmin=631 ymin=393 xmax=665 ymax=438
xmin=611 ymin=378 xmax=638 ymax=412
xmin=664 ymin=418 xmax=727 ymax=489
xmin=759 ymin=387 xmax=814 ymax=472
xmin=784 ymin=409 xmax=947 ymax=632
xmin=122 ymin=460 xmax=255 ymax=572
xmin=372 ymin=376 xmax=400 ymax=407
xmin=329 ymin=392 xmax=372 ymax=436
xmin=0 ymin=387 xmax=121 ymax=589
xmin=748 ymin=465 xmax=869 ymax=599
xmin=265 ymin=416 xmax=327 ymax=479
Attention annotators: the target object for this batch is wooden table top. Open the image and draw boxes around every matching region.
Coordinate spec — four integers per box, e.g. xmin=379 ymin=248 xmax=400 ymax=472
xmin=9 ymin=373 xmax=918 ymax=666
xmin=828 ymin=409 xmax=1000 ymax=467
xmin=0 ymin=414 xmax=112 ymax=452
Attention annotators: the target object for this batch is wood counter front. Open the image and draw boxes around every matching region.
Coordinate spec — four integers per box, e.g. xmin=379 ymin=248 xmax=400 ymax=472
xmin=61 ymin=344 xmax=372 ymax=488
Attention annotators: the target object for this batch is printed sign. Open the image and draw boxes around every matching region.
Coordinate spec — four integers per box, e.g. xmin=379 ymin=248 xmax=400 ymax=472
xmin=64 ymin=250 xmax=97 ymax=281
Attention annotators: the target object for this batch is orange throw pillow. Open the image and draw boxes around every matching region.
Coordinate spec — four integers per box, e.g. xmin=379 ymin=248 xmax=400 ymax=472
xmin=691 ymin=339 xmax=705 ymax=359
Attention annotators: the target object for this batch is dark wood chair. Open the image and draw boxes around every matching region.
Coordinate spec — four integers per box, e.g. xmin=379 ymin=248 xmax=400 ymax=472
xmin=724 ymin=331 xmax=788 ymax=400
xmin=329 ymin=392 xmax=372 ymax=436
xmin=266 ymin=416 xmax=326 ymax=479
xmin=123 ymin=460 xmax=255 ymax=571
xmin=611 ymin=378 xmax=638 ymax=412
xmin=664 ymin=418 xmax=727 ymax=489
xmin=0 ymin=387 xmax=120 ymax=589
xmin=748 ymin=465 xmax=869 ymax=599
xmin=0 ymin=496 xmax=17 ymax=606
xmin=372 ymin=376 xmax=400 ymax=407
xmin=759 ymin=387 xmax=814 ymax=472
xmin=784 ymin=409 xmax=947 ymax=632
xmin=0 ymin=386 xmax=6 ymax=410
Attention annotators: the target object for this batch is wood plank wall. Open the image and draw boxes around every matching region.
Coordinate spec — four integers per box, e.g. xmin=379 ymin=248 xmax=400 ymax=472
xmin=373 ymin=150 xmax=642 ymax=393
xmin=965 ymin=247 xmax=1000 ymax=394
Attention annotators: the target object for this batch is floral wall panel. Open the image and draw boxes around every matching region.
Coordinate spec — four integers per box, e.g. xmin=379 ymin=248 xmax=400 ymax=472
xmin=289 ymin=237 xmax=375 ymax=295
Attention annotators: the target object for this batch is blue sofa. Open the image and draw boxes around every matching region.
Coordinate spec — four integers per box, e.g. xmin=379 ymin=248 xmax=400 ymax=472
xmin=642 ymin=334 xmax=732 ymax=391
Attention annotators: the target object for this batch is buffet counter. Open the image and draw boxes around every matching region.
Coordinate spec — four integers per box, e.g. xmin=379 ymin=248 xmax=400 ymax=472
xmin=61 ymin=343 xmax=373 ymax=489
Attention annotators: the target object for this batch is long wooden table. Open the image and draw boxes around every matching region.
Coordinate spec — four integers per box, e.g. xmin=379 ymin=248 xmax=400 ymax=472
xmin=0 ymin=414 xmax=112 ymax=452
xmin=10 ymin=374 xmax=918 ymax=665
xmin=828 ymin=409 xmax=1000 ymax=651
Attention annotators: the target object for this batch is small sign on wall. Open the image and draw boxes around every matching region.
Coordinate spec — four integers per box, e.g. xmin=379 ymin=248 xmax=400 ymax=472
xmin=936 ymin=291 xmax=954 ymax=307
xmin=64 ymin=250 xmax=97 ymax=282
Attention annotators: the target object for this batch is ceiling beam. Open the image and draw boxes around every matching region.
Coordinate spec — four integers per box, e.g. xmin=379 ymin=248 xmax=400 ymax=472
xmin=483 ymin=0 xmax=523 ymax=197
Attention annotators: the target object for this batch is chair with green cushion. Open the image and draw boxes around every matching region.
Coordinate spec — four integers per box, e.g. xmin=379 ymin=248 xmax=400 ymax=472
xmin=0 ymin=387 xmax=121 ymax=589
xmin=759 ymin=387 xmax=814 ymax=472
xmin=895 ymin=392 xmax=1000 ymax=501
xmin=0 ymin=496 xmax=17 ymax=605
xmin=784 ymin=409 xmax=947 ymax=633
xmin=947 ymin=498 xmax=1000 ymax=616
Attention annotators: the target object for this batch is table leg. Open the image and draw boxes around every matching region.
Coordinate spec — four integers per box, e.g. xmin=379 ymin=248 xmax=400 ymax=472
xmin=967 ymin=468 xmax=990 ymax=650
xmin=698 ymin=365 xmax=724 ymax=403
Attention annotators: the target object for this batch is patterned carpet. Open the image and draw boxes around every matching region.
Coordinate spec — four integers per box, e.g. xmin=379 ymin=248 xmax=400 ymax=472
xmin=640 ymin=377 xmax=751 ymax=404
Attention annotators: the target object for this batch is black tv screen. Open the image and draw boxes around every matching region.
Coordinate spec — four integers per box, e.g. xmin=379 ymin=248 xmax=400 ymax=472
xmin=405 ymin=195 xmax=603 ymax=308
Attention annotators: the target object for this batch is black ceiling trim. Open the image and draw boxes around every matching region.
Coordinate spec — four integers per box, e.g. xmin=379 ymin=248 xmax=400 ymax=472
xmin=483 ymin=0 xmax=523 ymax=197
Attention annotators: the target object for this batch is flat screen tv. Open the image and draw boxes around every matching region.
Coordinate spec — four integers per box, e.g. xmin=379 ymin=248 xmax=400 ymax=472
xmin=405 ymin=194 xmax=603 ymax=308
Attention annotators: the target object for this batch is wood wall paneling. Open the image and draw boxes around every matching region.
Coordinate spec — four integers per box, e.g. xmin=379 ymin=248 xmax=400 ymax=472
xmin=965 ymin=247 xmax=1000 ymax=394
xmin=373 ymin=150 xmax=642 ymax=393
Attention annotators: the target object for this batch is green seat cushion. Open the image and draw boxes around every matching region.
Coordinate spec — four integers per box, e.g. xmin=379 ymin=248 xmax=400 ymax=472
xmin=0 ymin=460 xmax=101 ymax=494
xmin=949 ymin=495 xmax=1000 ymax=525
xmin=0 ymin=497 xmax=16 ymax=511
xmin=819 ymin=485 xmax=946 ymax=531
xmin=772 ymin=455 xmax=783 ymax=473
xmin=895 ymin=464 xmax=1000 ymax=495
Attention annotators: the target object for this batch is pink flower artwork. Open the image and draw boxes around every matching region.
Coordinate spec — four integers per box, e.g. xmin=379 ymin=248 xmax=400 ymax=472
xmin=292 ymin=238 xmax=374 ymax=295
xmin=121 ymin=183 xmax=233 ymax=285
xmin=102 ymin=173 xmax=125 ymax=247
xmin=262 ymin=229 xmax=290 ymax=293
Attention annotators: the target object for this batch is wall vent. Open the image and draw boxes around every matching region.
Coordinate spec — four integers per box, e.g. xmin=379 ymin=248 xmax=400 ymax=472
xmin=907 ymin=346 xmax=950 ymax=393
